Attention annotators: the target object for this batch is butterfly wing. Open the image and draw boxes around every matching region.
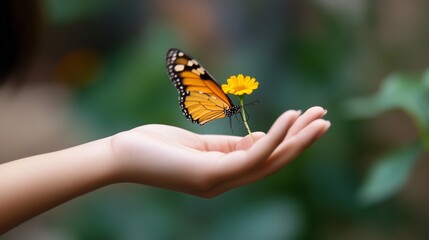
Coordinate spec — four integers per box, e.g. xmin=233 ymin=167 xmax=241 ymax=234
xmin=166 ymin=48 xmax=240 ymax=125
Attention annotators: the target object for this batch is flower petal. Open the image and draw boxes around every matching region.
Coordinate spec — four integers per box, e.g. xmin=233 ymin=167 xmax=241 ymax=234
xmin=222 ymin=74 xmax=259 ymax=95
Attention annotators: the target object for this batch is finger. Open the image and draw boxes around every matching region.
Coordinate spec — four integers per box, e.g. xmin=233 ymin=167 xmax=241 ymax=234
xmin=243 ymin=110 xmax=302 ymax=167
xmin=267 ymin=119 xmax=331 ymax=171
xmin=205 ymin=119 xmax=330 ymax=196
xmin=286 ymin=106 xmax=327 ymax=138
xmin=212 ymin=110 xmax=301 ymax=179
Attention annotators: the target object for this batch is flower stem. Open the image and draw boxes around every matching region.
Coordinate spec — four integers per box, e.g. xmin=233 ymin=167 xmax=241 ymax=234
xmin=238 ymin=95 xmax=254 ymax=142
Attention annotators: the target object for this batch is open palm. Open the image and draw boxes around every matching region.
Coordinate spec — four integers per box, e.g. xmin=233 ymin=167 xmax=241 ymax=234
xmin=111 ymin=106 xmax=329 ymax=198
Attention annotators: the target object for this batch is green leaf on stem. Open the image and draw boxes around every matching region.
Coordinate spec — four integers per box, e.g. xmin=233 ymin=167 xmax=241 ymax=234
xmin=344 ymin=72 xmax=429 ymax=132
xmin=357 ymin=144 xmax=422 ymax=205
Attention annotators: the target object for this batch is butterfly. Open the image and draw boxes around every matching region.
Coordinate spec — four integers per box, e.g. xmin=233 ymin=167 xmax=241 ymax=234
xmin=166 ymin=48 xmax=241 ymax=125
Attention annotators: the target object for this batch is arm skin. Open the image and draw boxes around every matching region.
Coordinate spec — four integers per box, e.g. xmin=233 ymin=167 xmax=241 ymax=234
xmin=0 ymin=106 xmax=330 ymax=234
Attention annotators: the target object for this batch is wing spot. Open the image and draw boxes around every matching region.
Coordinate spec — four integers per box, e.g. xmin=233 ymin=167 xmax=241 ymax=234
xmin=187 ymin=59 xmax=199 ymax=67
xmin=191 ymin=68 xmax=205 ymax=76
xmin=174 ymin=64 xmax=185 ymax=72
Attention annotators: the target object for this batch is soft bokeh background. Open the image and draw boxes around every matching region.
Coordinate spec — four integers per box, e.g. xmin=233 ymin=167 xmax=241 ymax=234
xmin=2 ymin=0 xmax=429 ymax=239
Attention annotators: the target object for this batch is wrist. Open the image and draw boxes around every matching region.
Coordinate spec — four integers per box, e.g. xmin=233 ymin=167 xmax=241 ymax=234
xmin=88 ymin=136 xmax=123 ymax=186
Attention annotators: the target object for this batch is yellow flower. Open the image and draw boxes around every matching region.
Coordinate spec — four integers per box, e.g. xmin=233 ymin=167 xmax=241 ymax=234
xmin=222 ymin=74 xmax=259 ymax=96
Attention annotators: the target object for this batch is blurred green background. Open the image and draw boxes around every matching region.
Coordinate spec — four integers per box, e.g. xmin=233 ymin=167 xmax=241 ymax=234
xmin=1 ymin=0 xmax=429 ymax=239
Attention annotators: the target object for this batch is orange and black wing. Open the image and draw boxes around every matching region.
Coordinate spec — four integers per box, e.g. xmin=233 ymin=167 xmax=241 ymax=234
xmin=166 ymin=48 xmax=240 ymax=125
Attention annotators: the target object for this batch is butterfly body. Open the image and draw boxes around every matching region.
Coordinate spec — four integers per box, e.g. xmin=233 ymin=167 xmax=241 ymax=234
xmin=166 ymin=48 xmax=241 ymax=125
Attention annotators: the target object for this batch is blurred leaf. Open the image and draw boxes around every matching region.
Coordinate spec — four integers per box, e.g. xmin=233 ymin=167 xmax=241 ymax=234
xmin=357 ymin=144 xmax=422 ymax=205
xmin=344 ymin=72 xmax=429 ymax=131
xmin=343 ymin=95 xmax=379 ymax=119
xmin=44 ymin=0 xmax=117 ymax=24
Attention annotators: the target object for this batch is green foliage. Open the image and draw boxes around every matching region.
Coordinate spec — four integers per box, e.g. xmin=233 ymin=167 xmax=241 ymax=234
xmin=357 ymin=144 xmax=421 ymax=205
xmin=345 ymin=72 xmax=429 ymax=133
xmin=44 ymin=0 xmax=117 ymax=24
xmin=345 ymin=70 xmax=429 ymax=205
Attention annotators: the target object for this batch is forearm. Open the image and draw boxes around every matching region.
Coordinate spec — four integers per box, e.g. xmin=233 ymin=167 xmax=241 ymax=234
xmin=0 ymin=137 xmax=117 ymax=234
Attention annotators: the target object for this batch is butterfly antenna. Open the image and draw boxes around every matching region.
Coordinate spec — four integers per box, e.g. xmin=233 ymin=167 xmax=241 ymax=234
xmin=244 ymin=100 xmax=260 ymax=107
xmin=229 ymin=116 xmax=234 ymax=133
xmin=228 ymin=100 xmax=258 ymax=134
xmin=242 ymin=100 xmax=259 ymax=123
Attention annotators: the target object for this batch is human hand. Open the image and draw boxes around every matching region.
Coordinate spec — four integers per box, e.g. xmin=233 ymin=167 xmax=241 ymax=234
xmin=110 ymin=106 xmax=330 ymax=198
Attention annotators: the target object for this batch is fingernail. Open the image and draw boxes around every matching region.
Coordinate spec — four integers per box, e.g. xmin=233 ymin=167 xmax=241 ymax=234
xmin=323 ymin=108 xmax=328 ymax=116
xmin=324 ymin=120 xmax=331 ymax=129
